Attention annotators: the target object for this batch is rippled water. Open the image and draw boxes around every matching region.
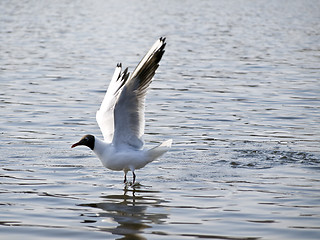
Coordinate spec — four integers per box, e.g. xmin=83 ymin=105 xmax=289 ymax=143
xmin=1 ymin=0 xmax=320 ymax=239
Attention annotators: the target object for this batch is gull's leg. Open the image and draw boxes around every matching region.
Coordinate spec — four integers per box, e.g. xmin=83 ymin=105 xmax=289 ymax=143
xmin=129 ymin=166 xmax=136 ymax=184
xmin=124 ymin=171 xmax=128 ymax=183
xmin=132 ymin=171 xmax=136 ymax=184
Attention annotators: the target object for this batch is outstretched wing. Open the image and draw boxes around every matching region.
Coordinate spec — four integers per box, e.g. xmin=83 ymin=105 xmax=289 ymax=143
xmin=96 ymin=63 xmax=129 ymax=142
xmin=112 ymin=37 xmax=166 ymax=149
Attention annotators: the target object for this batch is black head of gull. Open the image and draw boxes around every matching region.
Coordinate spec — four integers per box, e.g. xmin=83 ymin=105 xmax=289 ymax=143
xmin=71 ymin=134 xmax=95 ymax=150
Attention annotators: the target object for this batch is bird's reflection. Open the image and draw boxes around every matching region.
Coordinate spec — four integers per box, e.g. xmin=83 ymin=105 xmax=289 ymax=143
xmin=79 ymin=185 xmax=168 ymax=239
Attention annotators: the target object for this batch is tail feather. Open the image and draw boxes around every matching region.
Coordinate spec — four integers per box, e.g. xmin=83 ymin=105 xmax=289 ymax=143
xmin=147 ymin=139 xmax=172 ymax=162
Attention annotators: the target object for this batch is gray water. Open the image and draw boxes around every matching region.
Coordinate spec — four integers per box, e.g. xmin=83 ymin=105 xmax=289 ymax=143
xmin=1 ymin=0 xmax=320 ymax=239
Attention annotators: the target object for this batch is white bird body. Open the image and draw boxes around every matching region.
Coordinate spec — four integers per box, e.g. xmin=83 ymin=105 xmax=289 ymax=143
xmin=93 ymin=138 xmax=147 ymax=171
xmin=72 ymin=37 xmax=172 ymax=184
xmin=93 ymin=138 xmax=172 ymax=172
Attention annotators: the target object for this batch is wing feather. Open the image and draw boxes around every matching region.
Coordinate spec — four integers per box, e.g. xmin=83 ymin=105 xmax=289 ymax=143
xmin=96 ymin=64 xmax=129 ymax=142
xmin=112 ymin=38 xmax=166 ymax=149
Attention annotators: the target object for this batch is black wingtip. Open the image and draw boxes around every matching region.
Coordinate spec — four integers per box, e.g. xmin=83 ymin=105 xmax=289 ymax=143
xmin=117 ymin=63 xmax=122 ymax=68
xmin=123 ymin=67 xmax=129 ymax=75
xmin=160 ymin=37 xmax=166 ymax=43
xmin=159 ymin=37 xmax=166 ymax=53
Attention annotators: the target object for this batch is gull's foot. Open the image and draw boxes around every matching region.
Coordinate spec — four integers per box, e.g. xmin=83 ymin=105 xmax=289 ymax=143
xmin=124 ymin=181 xmax=131 ymax=187
xmin=131 ymin=181 xmax=141 ymax=188
xmin=124 ymin=181 xmax=141 ymax=187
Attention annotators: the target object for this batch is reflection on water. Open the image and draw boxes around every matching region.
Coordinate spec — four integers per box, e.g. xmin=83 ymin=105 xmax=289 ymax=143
xmin=79 ymin=186 xmax=168 ymax=239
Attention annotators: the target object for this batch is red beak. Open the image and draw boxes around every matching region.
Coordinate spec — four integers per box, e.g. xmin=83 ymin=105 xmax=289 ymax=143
xmin=71 ymin=142 xmax=79 ymax=148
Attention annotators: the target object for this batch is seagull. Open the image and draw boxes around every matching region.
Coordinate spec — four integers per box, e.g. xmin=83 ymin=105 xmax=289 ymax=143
xmin=71 ymin=37 xmax=172 ymax=184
